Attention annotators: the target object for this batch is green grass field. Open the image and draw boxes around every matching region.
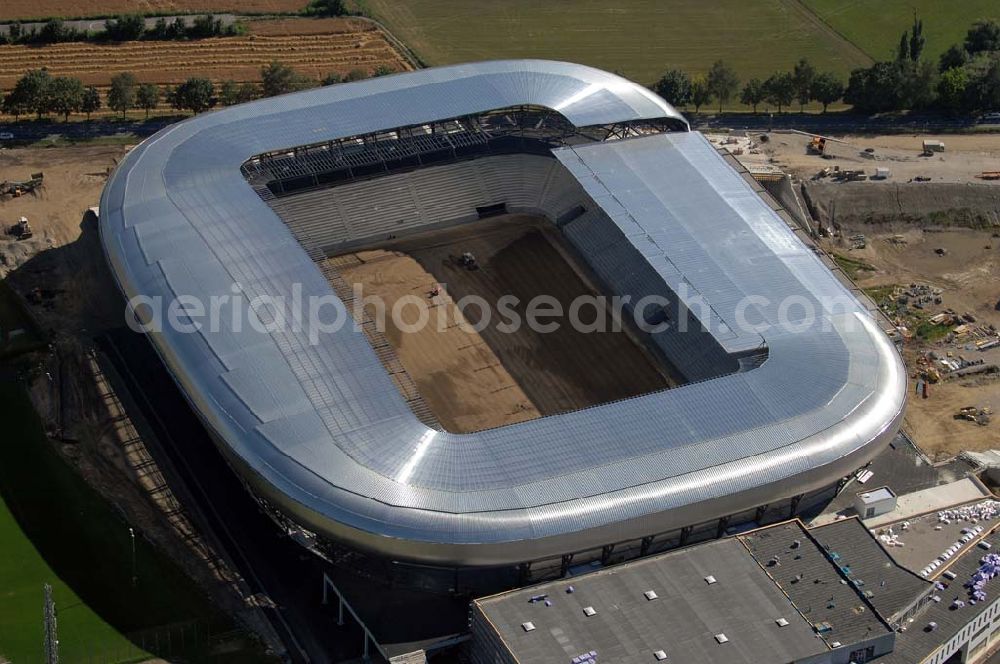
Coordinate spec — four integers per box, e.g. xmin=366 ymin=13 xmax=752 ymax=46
xmin=362 ymin=0 xmax=873 ymax=85
xmin=803 ymin=0 xmax=1000 ymax=63
xmin=0 ymin=381 xmax=247 ymax=663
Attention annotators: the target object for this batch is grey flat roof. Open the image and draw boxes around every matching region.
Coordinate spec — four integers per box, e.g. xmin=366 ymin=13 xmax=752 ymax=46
xmin=809 ymin=518 xmax=930 ymax=624
xmin=474 ymin=537 xmax=831 ymax=664
xmin=740 ymin=522 xmax=891 ymax=648
xmin=880 ymin=528 xmax=1000 ymax=663
xmin=99 ymin=60 xmax=907 ymax=565
xmin=858 ymin=487 xmax=897 ymax=504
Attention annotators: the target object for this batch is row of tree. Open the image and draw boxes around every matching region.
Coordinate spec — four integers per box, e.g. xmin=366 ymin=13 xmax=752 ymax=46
xmin=0 ymin=14 xmax=243 ymax=46
xmin=653 ymin=59 xmax=845 ymax=114
xmin=0 ymin=62 xmax=398 ymax=121
xmin=845 ymin=18 xmax=1000 ymax=113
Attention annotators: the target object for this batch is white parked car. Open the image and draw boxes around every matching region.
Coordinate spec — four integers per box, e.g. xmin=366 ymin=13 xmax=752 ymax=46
xmin=0 ymin=132 xmax=14 ymax=140
xmin=980 ymin=112 xmax=1000 ymax=123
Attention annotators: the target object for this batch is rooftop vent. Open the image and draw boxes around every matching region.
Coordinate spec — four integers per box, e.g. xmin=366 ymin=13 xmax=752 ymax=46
xmin=522 ymin=622 xmax=536 ymax=632
xmin=714 ymin=634 xmax=729 ymax=644
xmin=653 ymin=651 xmax=667 ymax=661
xmin=705 ymin=575 xmax=717 ymax=585
xmin=644 ymin=590 xmax=659 ymax=601
xmin=583 ymin=606 xmax=597 ymax=617
xmin=776 ymin=618 xmax=790 ymax=627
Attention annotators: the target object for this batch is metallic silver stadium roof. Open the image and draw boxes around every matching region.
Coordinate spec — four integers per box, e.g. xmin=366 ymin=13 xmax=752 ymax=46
xmin=100 ymin=60 xmax=906 ymax=565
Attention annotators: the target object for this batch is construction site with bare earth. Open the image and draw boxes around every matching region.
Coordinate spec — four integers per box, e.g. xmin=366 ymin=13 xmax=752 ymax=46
xmin=331 ymin=216 xmax=673 ymax=433
xmin=1 ymin=5 xmax=1000 ymax=664
xmin=1 ymin=114 xmax=1000 ymax=664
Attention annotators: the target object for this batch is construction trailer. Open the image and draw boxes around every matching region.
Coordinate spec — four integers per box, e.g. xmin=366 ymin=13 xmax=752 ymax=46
xmin=855 ymin=486 xmax=897 ymax=519
xmin=922 ymin=140 xmax=945 ymax=154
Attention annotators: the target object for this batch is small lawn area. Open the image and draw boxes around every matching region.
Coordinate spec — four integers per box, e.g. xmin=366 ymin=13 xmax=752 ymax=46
xmin=0 ymin=381 xmax=251 ymax=663
xmin=832 ymin=253 xmax=876 ymax=281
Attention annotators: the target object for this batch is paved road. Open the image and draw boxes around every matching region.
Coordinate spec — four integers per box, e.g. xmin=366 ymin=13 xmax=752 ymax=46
xmin=692 ymin=111 xmax=995 ymax=134
xmin=0 ymin=118 xmax=176 ymax=143
xmin=2 ymin=112 xmax=997 ymax=148
xmin=0 ymin=14 xmax=238 ymax=36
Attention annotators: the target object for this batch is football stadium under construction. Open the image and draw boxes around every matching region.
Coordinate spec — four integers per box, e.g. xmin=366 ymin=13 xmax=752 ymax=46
xmin=98 ymin=60 xmax=908 ymax=580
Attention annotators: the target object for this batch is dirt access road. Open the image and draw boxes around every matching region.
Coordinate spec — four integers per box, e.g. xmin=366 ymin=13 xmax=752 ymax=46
xmin=336 ymin=215 xmax=672 ymax=433
xmin=761 ymin=132 xmax=1000 ymax=184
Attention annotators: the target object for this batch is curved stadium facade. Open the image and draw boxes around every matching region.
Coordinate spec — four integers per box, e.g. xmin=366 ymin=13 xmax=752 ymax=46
xmin=100 ymin=60 xmax=907 ymax=569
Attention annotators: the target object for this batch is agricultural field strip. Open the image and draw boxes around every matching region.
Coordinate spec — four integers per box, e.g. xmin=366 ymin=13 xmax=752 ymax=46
xmin=0 ymin=33 xmax=410 ymax=87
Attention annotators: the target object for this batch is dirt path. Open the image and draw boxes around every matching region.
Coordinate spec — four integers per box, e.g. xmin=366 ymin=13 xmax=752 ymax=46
xmin=783 ymin=0 xmax=875 ymax=66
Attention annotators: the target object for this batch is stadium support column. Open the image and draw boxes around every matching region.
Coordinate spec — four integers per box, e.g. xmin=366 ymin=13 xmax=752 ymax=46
xmin=789 ymin=494 xmax=804 ymax=518
xmin=716 ymin=516 xmax=731 ymax=539
xmin=755 ymin=504 xmax=769 ymax=523
xmin=560 ymin=554 xmax=574 ymax=577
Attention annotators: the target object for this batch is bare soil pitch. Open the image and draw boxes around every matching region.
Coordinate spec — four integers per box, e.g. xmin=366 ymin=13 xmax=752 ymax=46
xmin=335 ymin=215 xmax=671 ymax=433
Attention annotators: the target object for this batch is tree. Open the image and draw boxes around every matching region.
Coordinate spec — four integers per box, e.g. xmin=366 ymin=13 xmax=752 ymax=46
xmin=10 ymin=69 xmax=52 ymax=119
xmin=150 ymin=17 xmax=170 ymax=39
xmin=167 ymin=17 xmax=187 ymax=39
xmin=306 ymin=0 xmax=348 ymax=16
xmin=739 ymin=78 xmax=765 ymax=113
xmin=321 ymin=72 xmax=343 ymax=86
xmin=173 ymin=77 xmax=215 ymax=113
xmin=900 ymin=60 xmax=937 ymax=109
xmin=137 ymin=82 xmax=160 ymax=118
xmin=763 ymin=71 xmax=794 ymax=113
xmin=218 ymin=80 xmax=257 ymax=105
xmin=39 ymin=18 xmax=73 ymax=43
xmin=965 ymin=19 xmax=1000 ymax=55
xmin=653 ymin=69 xmax=691 ymax=107
xmin=2 ymin=90 xmax=27 ymax=120
xmin=898 ymin=31 xmax=909 ymax=61
xmin=81 ymin=85 xmax=101 ymax=120
xmin=689 ymin=75 xmax=712 ymax=113
xmin=373 ymin=65 xmax=395 ymax=77
xmin=909 ymin=17 xmax=925 ymax=61
xmin=219 ymin=80 xmax=240 ymax=106
xmin=809 ymin=72 xmax=844 ymax=112
xmin=967 ymin=58 xmax=1000 ymax=112
xmin=190 ymin=14 xmax=223 ymax=38
xmin=108 ymin=72 xmax=137 ymax=118
xmin=260 ymin=61 xmax=313 ymax=97
xmin=706 ymin=60 xmax=739 ymax=113
xmin=47 ymin=76 xmax=84 ymax=120
xmin=936 ymin=66 xmax=970 ymax=112
xmin=939 ymin=44 xmax=968 ymax=72
xmin=104 ymin=14 xmax=145 ymax=41
xmin=236 ymin=81 xmax=258 ymax=103
xmin=844 ymin=62 xmax=905 ymax=113
xmin=344 ymin=68 xmax=369 ymax=82
xmin=792 ymin=58 xmax=816 ymax=111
